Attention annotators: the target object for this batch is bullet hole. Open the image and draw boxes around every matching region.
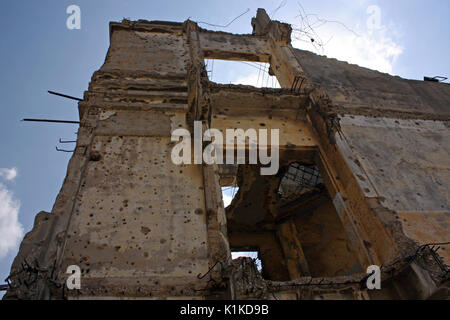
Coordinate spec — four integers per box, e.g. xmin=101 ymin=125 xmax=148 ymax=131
xmin=141 ymin=226 xmax=151 ymax=235
xmin=195 ymin=208 xmax=203 ymax=215
xmin=90 ymin=152 xmax=102 ymax=162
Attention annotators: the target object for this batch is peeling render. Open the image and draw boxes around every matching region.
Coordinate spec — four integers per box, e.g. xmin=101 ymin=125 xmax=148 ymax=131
xmin=4 ymin=8 xmax=449 ymax=300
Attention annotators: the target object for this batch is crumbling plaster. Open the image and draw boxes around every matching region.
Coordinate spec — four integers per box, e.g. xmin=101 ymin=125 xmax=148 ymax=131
xmin=4 ymin=8 xmax=449 ymax=300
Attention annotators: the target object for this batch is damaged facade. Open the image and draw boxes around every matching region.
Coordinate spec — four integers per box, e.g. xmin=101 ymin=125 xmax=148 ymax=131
xmin=4 ymin=9 xmax=449 ymax=300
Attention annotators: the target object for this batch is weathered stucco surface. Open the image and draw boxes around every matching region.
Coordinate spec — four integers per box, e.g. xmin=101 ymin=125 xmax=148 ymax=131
xmin=294 ymin=48 xmax=450 ymax=119
xmin=339 ymin=116 xmax=450 ymax=212
xmin=60 ymin=135 xmax=210 ymax=295
xmin=4 ymin=9 xmax=448 ymax=300
xmin=337 ymin=115 xmax=450 ymax=266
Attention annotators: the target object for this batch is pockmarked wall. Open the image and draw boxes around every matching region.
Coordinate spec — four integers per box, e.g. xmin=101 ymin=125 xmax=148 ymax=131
xmin=4 ymin=10 xmax=449 ymax=300
xmin=294 ymin=48 xmax=450 ymax=265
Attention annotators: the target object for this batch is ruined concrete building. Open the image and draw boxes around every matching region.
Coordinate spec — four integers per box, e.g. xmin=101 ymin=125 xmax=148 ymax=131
xmin=4 ymin=9 xmax=449 ymax=300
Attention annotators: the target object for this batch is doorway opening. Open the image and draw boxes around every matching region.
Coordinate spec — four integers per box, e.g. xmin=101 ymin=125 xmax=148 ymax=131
xmin=224 ymin=155 xmax=362 ymax=281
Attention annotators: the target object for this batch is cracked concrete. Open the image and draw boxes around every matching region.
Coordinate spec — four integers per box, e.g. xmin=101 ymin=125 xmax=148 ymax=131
xmin=4 ymin=8 xmax=449 ymax=300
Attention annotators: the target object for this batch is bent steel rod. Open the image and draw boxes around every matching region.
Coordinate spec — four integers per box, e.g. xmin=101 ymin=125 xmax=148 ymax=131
xmin=22 ymin=119 xmax=80 ymax=124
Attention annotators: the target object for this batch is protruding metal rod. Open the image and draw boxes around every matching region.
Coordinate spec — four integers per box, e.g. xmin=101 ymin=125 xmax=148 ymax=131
xmin=48 ymin=90 xmax=83 ymax=101
xmin=59 ymin=138 xmax=77 ymax=144
xmin=56 ymin=146 xmax=75 ymax=153
xmin=0 ymin=284 xmax=8 ymax=291
xmin=424 ymin=76 xmax=448 ymax=82
xmin=22 ymin=119 xmax=80 ymax=124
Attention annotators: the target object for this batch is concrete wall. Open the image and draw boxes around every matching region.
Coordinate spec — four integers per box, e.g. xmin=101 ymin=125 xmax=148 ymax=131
xmin=338 ymin=115 xmax=450 ymax=265
xmin=292 ymin=46 xmax=449 ymax=268
xmin=5 ymin=10 xmax=448 ymax=300
xmin=294 ymin=48 xmax=450 ymax=119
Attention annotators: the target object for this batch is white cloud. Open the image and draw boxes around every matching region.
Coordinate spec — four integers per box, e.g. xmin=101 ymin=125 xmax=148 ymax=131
xmin=234 ymin=73 xmax=260 ymax=86
xmin=222 ymin=187 xmax=239 ymax=207
xmin=223 ymin=193 xmax=233 ymax=207
xmin=0 ymin=168 xmax=23 ymax=259
xmin=231 ymin=71 xmax=280 ymax=88
xmin=290 ymin=6 xmax=403 ymax=75
xmin=223 ymin=62 xmax=280 ymax=88
xmin=0 ymin=167 xmax=18 ymax=181
xmin=234 ymin=72 xmax=281 ymax=88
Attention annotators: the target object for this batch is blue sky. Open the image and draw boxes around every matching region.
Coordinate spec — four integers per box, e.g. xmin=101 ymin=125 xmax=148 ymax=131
xmin=0 ymin=0 xmax=449 ymax=294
